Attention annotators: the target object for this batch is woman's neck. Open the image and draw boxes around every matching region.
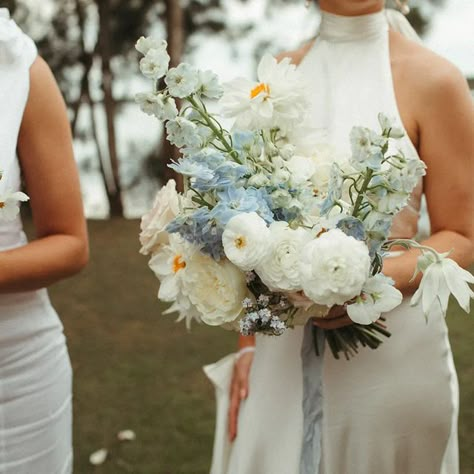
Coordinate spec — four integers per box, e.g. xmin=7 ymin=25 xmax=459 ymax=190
xmin=318 ymin=0 xmax=384 ymax=16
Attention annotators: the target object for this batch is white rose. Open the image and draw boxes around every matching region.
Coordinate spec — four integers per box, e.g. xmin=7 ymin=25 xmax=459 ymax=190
xmin=222 ymin=212 xmax=270 ymax=271
xmin=139 ymin=180 xmax=180 ymax=255
xmin=182 ymin=252 xmax=247 ymax=326
xmin=299 ymin=228 xmax=371 ymax=306
xmin=256 ymin=222 xmax=312 ymax=292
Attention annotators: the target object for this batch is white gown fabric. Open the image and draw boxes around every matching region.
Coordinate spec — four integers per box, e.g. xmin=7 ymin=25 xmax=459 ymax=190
xmin=205 ymin=10 xmax=459 ymax=474
xmin=0 ymin=10 xmax=73 ymax=474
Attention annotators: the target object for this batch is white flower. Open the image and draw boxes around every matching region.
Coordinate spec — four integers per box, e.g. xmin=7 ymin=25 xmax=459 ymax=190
xmin=0 ymin=191 xmax=29 ymax=221
xmin=222 ymin=212 xmax=270 ymax=271
xmin=247 ymin=173 xmax=270 ymax=187
xmin=139 ymin=180 xmax=180 ymax=255
xmin=378 ymin=113 xmax=405 ymax=139
xmin=139 ymin=48 xmax=170 ymax=80
xmin=117 ymin=430 xmax=136 ymax=441
xmin=166 ymin=117 xmax=200 ymax=148
xmin=135 ymin=92 xmax=178 ymax=121
xmin=220 ymin=54 xmax=308 ymax=132
xmin=135 ymin=36 xmax=167 ymax=56
xmin=165 ymin=63 xmax=199 ymax=98
xmin=286 ymin=155 xmax=316 ymax=186
xmin=411 ymin=253 xmax=474 ymax=317
xmin=197 ymin=70 xmax=224 ymax=99
xmin=299 ymin=228 xmax=371 ymax=306
xmin=89 ymin=449 xmax=108 ymax=466
xmin=349 ymin=126 xmax=384 ymax=168
xmin=182 ymin=252 xmax=247 ymax=325
xmin=347 ymin=274 xmax=403 ymax=324
xmin=256 ymin=222 xmax=312 ymax=292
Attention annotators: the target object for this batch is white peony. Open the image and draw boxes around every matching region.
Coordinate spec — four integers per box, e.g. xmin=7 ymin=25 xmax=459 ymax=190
xmin=220 ymin=54 xmax=308 ymax=132
xmin=300 ymin=228 xmax=371 ymax=306
xmin=256 ymin=221 xmax=312 ymax=292
xmin=347 ymin=274 xmax=403 ymax=324
xmin=165 ymin=63 xmax=199 ymax=98
xmin=139 ymin=180 xmax=180 ymax=255
xmin=222 ymin=212 xmax=270 ymax=271
xmin=135 ymin=92 xmax=178 ymax=121
xmin=0 ymin=190 xmax=29 ymax=222
xmin=182 ymin=252 xmax=247 ymax=326
xmin=139 ymin=48 xmax=170 ymax=80
xmin=411 ymin=253 xmax=474 ymax=317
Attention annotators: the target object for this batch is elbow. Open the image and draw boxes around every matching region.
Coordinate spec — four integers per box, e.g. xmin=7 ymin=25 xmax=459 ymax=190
xmin=68 ymin=236 xmax=90 ymax=276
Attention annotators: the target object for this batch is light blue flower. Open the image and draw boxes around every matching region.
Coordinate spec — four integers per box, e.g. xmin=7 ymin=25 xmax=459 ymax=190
xmin=350 ymin=126 xmax=384 ymax=170
xmin=168 ymin=158 xmax=214 ymax=180
xmin=336 ymin=216 xmax=366 ymax=241
xmin=320 ymin=163 xmax=343 ymax=215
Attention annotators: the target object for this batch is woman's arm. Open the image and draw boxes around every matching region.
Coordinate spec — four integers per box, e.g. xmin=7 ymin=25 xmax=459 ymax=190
xmin=0 ymin=57 xmax=88 ymax=293
xmin=383 ymin=59 xmax=474 ymax=293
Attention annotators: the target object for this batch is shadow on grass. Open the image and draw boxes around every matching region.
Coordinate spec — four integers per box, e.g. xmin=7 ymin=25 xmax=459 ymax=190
xmin=31 ymin=219 xmax=473 ymax=474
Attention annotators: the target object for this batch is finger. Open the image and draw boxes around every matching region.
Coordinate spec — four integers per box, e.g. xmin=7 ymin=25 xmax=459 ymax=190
xmin=237 ymin=371 xmax=249 ymax=400
xmin=228 ymin=388 xmax=240 ymax=441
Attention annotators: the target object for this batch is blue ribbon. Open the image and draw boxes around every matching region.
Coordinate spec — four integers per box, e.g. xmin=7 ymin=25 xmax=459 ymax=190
xmin=300 ymin=322 xmax=325 ymax=474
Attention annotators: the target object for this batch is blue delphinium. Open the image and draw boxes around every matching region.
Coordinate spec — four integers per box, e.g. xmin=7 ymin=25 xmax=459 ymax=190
xmin=167 ymin=208 xmax=224 ymax=260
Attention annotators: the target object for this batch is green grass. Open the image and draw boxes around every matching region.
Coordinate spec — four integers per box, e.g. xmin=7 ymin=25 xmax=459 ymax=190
xmin=35 ymin=219 xmax=473 ymax=473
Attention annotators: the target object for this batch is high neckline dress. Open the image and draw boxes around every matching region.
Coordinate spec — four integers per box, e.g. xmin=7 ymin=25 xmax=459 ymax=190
xmin=205 ymin=9 xmax=459 ymax=474
xmin=0 ymin=10 xmax=73 ymax=473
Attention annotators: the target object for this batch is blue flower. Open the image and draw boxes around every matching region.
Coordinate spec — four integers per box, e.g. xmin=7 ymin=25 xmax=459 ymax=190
xmin=320 ymin=163 xmax=343 ymax=215
xmin=336 ymin=216 xmax=366 ymax=241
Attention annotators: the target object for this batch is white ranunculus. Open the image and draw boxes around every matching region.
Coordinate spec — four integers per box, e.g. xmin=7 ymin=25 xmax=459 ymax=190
xmin=220 ymin=54 xmax=308 ymax=132
xmin=411 ymin=253 xmax=474 ymax=317
xmin=135 ymin=36 xmax=167 ymax=56
xmin=0 ymin=190 xmax=29 ymax=222
xmin=197 ymin=70 xmax=224 ymax=99
xmin=256 ymin=222 xmax=312 ymax=292
xmin=300 ymin=228 xmax=371 ymax=306
xmin=139 ymin=180 xmax=180 ymax=255
xmin=139 ymin=48 xmax=170 ymax=80
xmin=135 ymin=92 xmax=178 ymax=121
xmin=222 ymin=212 xmax=270 ymax=271
xmin=182 ymin=252 xmax=247 ymax=326
xmin=347 ymin=274 xmax=403 ymax=324
xmin=165 ymin=63 xmax=199 ymax=98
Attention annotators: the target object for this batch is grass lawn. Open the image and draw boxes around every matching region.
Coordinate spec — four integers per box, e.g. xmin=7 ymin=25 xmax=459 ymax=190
xmin=36 ymin=219 xmax=473 ymax=474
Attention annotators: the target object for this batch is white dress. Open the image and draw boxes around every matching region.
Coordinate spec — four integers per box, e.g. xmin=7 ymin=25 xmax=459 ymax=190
xmin=205 ymin=10 xmax=459 ymax=474
xmin=0 ymin=10 xmax=73 ymax=474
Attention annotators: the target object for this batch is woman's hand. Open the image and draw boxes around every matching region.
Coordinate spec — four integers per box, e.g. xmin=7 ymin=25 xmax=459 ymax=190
xmin=228 ymin=350 xmax=254 ymax=442
xmin=312 ymin=304 xmax=354 ymax=330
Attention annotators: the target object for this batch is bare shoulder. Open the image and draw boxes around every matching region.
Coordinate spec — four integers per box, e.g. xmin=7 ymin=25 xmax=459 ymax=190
xmin=276 ymin=40 xmax=315 ymax=66
xmin=390 ymin=32 xmax=471 ymax=109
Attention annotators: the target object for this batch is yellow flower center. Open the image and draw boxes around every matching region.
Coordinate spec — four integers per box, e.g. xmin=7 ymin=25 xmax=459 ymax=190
xmin=234 ymin=236 xmax=247 ymax=249
xmin=172 ymin=255 xmax=186 ymax=273
xmin=0 ymin=202 xmax=5 ymax=209
xmin=250 ymin=82 xmax=270 ymax=99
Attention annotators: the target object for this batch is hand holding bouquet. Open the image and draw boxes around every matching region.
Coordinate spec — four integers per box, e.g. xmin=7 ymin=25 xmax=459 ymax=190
xmin=136 ymin=37 xmax=473 ymax=359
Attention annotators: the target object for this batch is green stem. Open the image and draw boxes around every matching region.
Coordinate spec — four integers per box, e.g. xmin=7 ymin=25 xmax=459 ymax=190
xmin=351 ymin=168 xmax=374 ymax=217
xmin=187 ymin=96 xmax=241 ymax=163
xmin=384 ymin=239 xmax=444 ymax=263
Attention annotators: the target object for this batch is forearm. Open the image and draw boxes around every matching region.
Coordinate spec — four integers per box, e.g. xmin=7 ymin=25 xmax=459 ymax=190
xmin=238 ymin=334 xmax=256 ymax=349
xmin=0 ymin=234 xmax=88 ymax=293
xmin=383 ymin=229 xmax=473 ymax=295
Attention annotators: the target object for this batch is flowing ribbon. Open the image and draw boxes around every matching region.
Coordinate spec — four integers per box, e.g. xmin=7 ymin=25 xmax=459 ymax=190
xmin=299 ymin=322 xmax=325 ymax=474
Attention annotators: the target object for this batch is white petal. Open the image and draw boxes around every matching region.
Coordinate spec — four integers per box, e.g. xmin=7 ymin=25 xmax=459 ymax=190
xmin=89 ymin=448 xmax=108 ymax=465
xmin=117 ymin=429 xmax=136 ymax=441
xmin=158 ymin=276 xmax=179 ymax=302
xmin=443 ymin=260 xmax=473 ymax=313
xmin=347 ymin=301 xmax=379 ymax=325
xmin=421 ymin=268 xmax=440 ymax=315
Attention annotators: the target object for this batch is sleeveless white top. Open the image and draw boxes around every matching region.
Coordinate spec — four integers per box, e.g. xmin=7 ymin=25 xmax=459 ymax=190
xmin=206 ymin=10 xmax=458 ymax=474
xmin=0 ymin=10 xmax=73 ymax=473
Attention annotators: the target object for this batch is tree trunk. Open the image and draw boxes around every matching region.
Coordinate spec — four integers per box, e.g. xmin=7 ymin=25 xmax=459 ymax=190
xmin=98 ymin=0 xmax=124 ymax=216
xmin=162 ymin=0 xmax=184 ymax=191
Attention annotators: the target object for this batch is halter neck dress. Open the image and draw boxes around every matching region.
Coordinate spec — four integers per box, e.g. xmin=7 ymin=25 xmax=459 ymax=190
xmin=0 ymin=10 xmax=72 ymax=473
xmin=206 ymin=9 xmax=459 ymax=474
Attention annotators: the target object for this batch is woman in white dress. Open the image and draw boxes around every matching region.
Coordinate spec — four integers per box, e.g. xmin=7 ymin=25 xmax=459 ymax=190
xmin=0 ymin=9 xmax=88 ymax=474
xmin=205 ymin=1 xmax=474 ymax=473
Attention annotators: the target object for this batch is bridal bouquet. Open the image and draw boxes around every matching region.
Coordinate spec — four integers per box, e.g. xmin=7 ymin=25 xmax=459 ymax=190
xmin=0 ymin=170 xmax=29 ymax=222
xmin=136 ymin=37 xmax=473 ymax=358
